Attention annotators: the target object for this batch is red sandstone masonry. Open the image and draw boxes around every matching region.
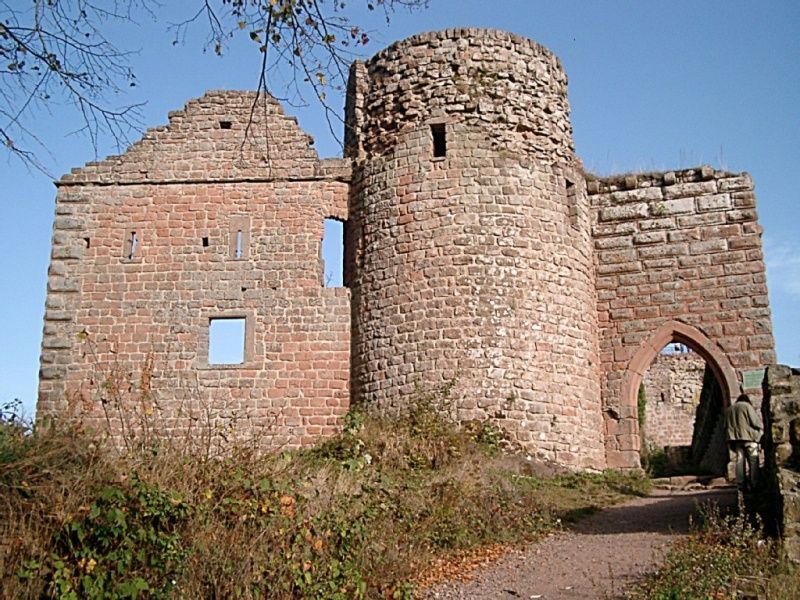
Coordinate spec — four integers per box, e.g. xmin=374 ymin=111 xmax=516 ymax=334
xmin=38 ymin=30 xmax=776 ymax=470
xmin=590 ymin=167 xmax=775 ymax=468
xmin=642 ymin=350 xmax=706 ymax=448
xmin=39 ymin=92 xmax=352 ymax=448
xmin=346 ymin=29 xmax=603 ymax=469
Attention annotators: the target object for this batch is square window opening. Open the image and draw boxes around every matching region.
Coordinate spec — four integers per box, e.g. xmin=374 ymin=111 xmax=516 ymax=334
xmin=322 ymin=218 xmax=344 ymax=288
xmin=431 ymin=123 xmax=446 ymax=158
xmin=219 ymin=120 xmax=232 ymax=129
xmin=208 ymin=317 xmax=246 ymax=365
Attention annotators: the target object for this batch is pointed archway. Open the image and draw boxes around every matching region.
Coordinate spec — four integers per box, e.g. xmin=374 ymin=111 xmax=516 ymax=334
xmin=611 ymin=320 xmax=738 ymax=469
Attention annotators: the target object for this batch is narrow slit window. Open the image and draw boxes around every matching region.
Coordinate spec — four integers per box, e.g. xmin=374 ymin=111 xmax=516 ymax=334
xmin=566 ymin=179 xmax=578 ymax=228
xmin=431 ymin=123 xmax=446 ymax=158
xmin=235 ymin=230 xmax=243 ymax=259
xmin=202 ymin=236 xmax=209 ymax=248
xmin=84 ymin=237 xmax=91 ymax=248
xmin=208 ymin=317 xmax=246 ymax=365
xmin=322 ymin=218 xmax=344 ymax=288
xmin=229 ymin=216 xmax=250 ymax=259
xmin=125 ymin=231 xmax=138 ymax=260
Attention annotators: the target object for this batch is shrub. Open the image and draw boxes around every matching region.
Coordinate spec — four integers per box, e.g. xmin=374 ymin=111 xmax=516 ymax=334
xmin=1 ymin=394 xmax=650 ymax=599
xmin=20 ymin=474 xmax=190 ymax=599
xmin=632 ymin=501 xmax=790 ymax=600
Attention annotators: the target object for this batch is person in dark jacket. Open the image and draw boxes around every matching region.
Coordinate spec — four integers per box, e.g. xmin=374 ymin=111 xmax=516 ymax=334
xmin=725 ymin=393 xmax=763 ymax=490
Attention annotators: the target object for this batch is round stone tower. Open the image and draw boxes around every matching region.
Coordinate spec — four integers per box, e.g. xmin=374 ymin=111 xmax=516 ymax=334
xmin=345 ymin=29 xmax=603 ymax=468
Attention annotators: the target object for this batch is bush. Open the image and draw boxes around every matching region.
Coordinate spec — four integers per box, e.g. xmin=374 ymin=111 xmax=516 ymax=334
xmin=1 ymin=395 xmax=650 ymax=599
xmin=632 ymin=501 xmax=791 ymax=600
xmin=20 ymin=474 xmax=190 ymax=599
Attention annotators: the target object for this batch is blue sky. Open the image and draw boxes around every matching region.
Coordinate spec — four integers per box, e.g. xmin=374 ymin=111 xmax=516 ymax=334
xmin=1 ymin=1 xmax=798 ymax=417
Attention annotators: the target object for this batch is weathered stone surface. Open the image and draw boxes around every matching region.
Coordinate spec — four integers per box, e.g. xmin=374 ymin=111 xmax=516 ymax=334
xmin=37 ymin=29 xmax=775 ymax=474
xmin=642 ymin=350 xmax=706 ymax=448
xmin=590 ymin=166 xmax=775 ymax=469
xmin=763 ymin=366 xmax=800 ymax=563
xmin=346 ymin=29 xmax=602 ymax=469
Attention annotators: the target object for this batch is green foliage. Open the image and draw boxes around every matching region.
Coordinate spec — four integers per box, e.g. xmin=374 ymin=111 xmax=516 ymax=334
xmin=642 ymin=446 xmax=668 ymax=478
xmin=637 ymin=383 xmax=647 ymax=428
xmin=632 ymin=502 xmax=785 ymax=600
xmin=0 ymin=399 xmax=32 ymax=465
xmin=1 ymin=392 xmax=650 ymax=599
xmin=24 ymin=474 xmax=190 ymax=599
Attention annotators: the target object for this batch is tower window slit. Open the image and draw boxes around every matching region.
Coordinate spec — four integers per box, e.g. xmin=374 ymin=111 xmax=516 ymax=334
xmin=431 ymin=123 xmax=446 ymax=158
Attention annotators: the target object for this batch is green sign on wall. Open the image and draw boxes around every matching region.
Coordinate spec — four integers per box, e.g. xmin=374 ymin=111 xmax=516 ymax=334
xmin=741 ymin=368 xmax=766 ymax=390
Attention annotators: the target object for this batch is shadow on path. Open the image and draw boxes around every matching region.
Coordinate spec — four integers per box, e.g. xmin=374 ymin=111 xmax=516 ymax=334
xmin=570 ymin=487 xmax=738 ymax=536
xmin=423 ymin=486 xmax=739 ymax=600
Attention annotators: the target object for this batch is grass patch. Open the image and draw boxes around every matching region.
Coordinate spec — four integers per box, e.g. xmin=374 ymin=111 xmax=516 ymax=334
xmin=1 ymin=397 xmax=649 ymax=599
xmin=631 ymin=501 xmax=797 ymax=600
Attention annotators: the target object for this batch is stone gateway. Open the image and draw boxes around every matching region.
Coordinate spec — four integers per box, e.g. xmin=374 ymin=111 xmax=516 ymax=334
xmin=38 ymin=29 xmax=775 ymax=470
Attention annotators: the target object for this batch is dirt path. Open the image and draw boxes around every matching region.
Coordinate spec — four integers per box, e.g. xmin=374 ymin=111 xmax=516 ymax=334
xmin=423 ymin=486 xmax=737 ymax=600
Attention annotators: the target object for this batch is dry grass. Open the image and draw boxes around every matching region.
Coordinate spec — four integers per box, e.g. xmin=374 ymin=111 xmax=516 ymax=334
xmin=630 ymin=500 xmax=797 ymax=600
xmin=1 ymin=398 xmax=650 ymax=599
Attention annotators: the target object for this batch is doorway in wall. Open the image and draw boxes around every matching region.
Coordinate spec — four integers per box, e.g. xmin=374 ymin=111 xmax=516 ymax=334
xmin=618 ymin=321 xmax=739 ymax=476
xmin=638 ymin=342 xmax=728 ymax=477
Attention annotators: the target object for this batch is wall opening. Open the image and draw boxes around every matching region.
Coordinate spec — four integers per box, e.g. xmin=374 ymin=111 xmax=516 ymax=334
xmin=431 ymin=123 xmax=446 ymax=158
xmin=566 ymin=178 xmax=578 ymax=228
xmin=639 ymin=342 xmax=728 ymax=477
xmin=208 ymin=317 xmax=246 ymax=365
xmin=235 ymin=229 xmax=243 ymax=259
xmin=202 ymin=236 xmax=209 ymax=248
xmin=124 ymin=231 xmax=138 ymax=260
xmin=219 ymin=120 xmax=232 ymax=129
xmin=229 ymin=216 xmax=250 ymax=260
xmin=614 ymin=321 xmax=739 ymax=473
xmin=322 ymin=218 xmax=344 ymax=287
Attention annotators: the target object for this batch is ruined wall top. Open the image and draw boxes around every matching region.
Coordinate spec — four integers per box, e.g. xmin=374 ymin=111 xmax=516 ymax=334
xmin=345 ymin=28 xmax=575 ymax=165
xmin=59 ymin=90 xmax=351 ymax=186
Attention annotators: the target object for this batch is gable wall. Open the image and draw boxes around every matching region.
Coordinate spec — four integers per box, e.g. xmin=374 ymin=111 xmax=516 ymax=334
xmin=38 ymin=92 xmax=352 ymax=448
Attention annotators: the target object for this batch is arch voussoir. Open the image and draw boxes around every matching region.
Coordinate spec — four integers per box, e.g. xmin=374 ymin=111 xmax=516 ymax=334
xmin=609 ymin=320 xmax=739 ymax=470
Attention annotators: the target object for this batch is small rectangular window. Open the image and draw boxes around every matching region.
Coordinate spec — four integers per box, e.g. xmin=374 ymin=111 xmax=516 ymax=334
xmin=431 ymin=123 xmax=446 ymax=158
xmin=235 ymin=230 xmax=243 ymax=259
xmin=566 ymin=179 xmax=578 ymax=229
xmin=202 ymin=236 xmax=209 ymax=248
xmin=219 ymin=120 xmax=232 ymax=130
xmin=208 ymin=317 xmax=246 ymax=365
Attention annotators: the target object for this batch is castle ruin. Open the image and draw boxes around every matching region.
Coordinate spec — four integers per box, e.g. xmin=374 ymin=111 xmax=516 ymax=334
xmin=38 ymin=29 xmax=775 ymax=470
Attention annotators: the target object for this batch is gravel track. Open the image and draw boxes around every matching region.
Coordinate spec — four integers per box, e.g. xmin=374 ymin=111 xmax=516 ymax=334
xmin=422 ymin=486 xmax=737 ymax=600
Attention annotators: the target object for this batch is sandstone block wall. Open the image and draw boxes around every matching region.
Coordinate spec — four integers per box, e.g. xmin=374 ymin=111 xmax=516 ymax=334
xmin=591 ymin=167 xmax=775 ymax=468
xmin=642 ymin=349 xmax=706 ymax=448
xmin=345 ymin=29 xmax=603 ymax=468
xmin=39 ymin=92 xmax=352 ymax=447
xmin=38 ymin=30 xmax=777 ymax=471
xmin=763 ymin=365 xmax=800 ymax=563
